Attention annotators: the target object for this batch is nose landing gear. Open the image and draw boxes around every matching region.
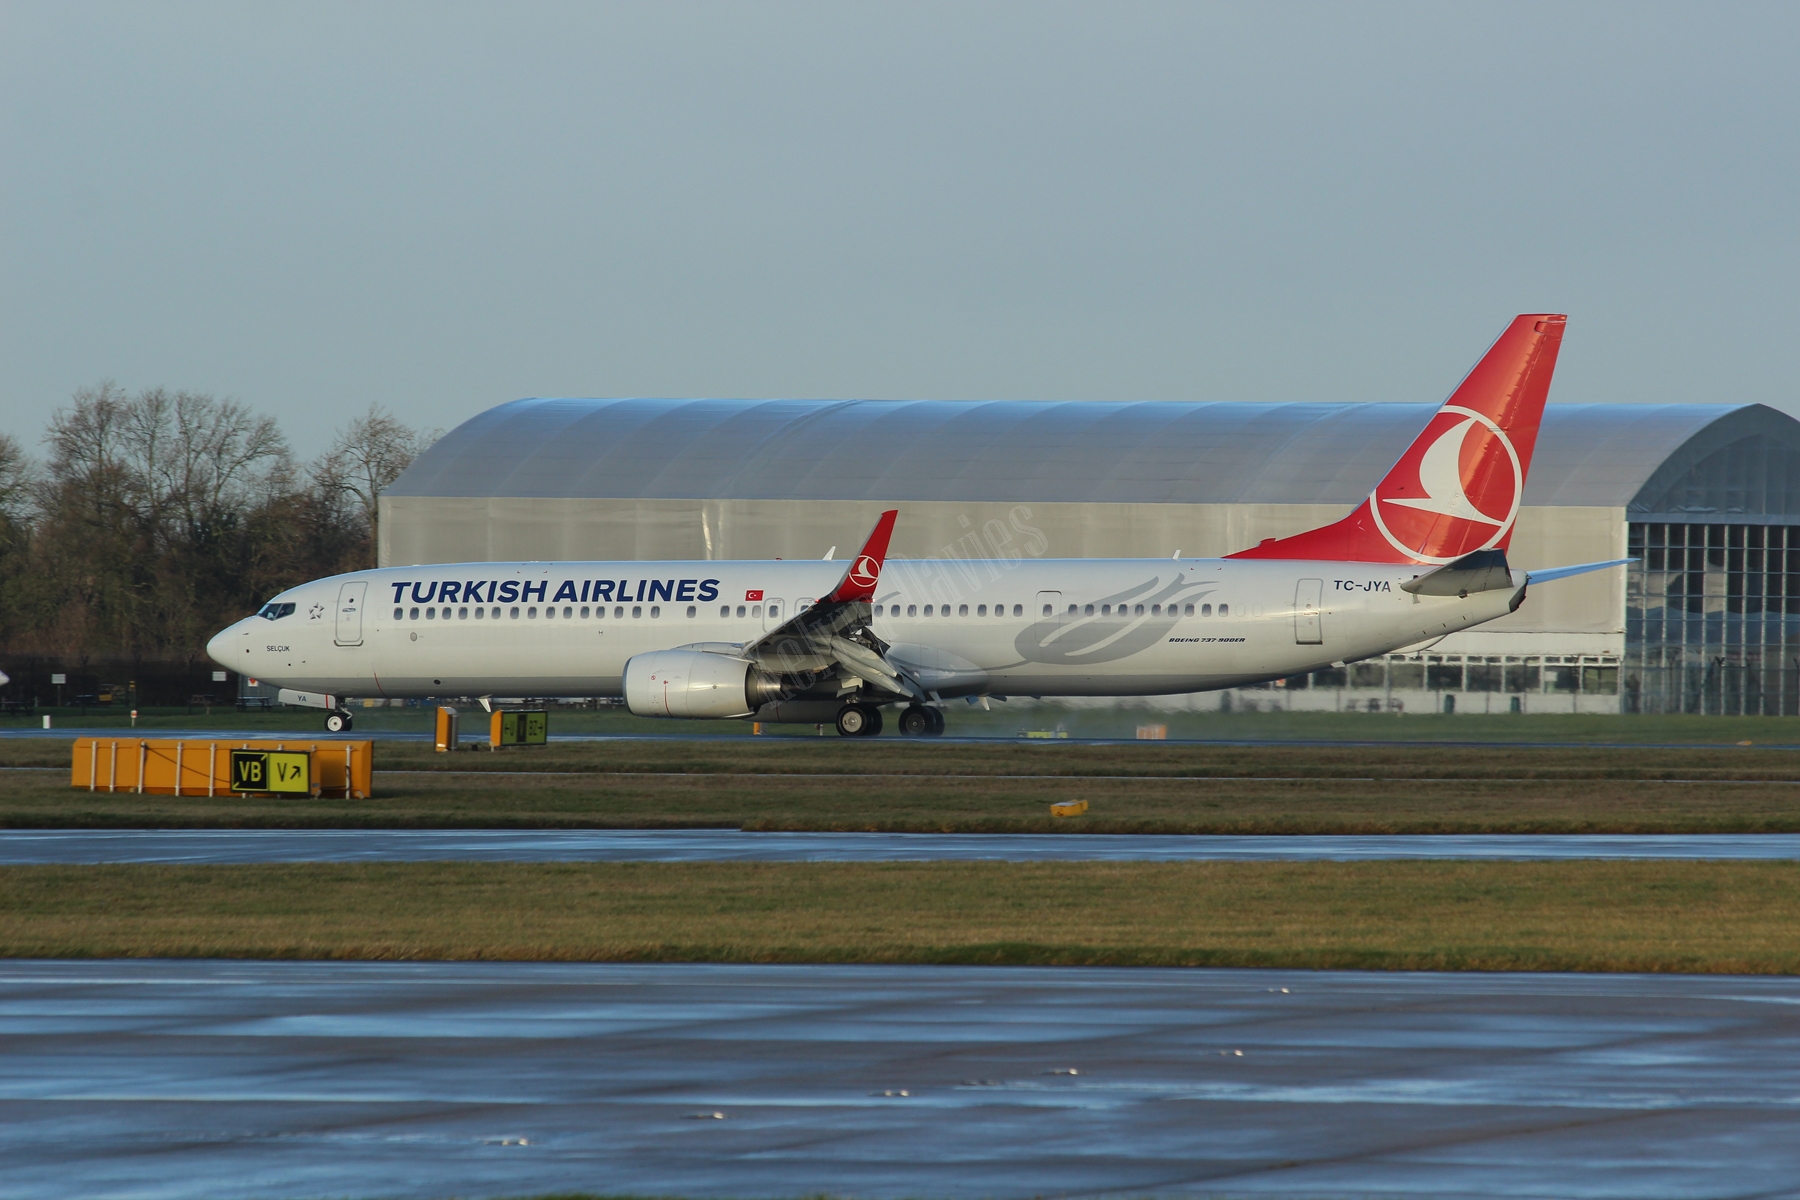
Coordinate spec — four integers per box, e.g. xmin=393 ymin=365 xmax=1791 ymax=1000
xmin=324 ymin=710 xmax=354 ymax=733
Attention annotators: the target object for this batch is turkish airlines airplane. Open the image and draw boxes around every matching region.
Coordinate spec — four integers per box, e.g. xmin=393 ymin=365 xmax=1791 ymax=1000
xmin=208 ymin=314 xmax=1623 ymax=736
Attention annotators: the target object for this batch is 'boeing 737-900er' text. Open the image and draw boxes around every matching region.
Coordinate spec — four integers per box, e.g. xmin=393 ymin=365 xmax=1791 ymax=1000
xmin=208 ymin=314 xmax=1626 ymax=736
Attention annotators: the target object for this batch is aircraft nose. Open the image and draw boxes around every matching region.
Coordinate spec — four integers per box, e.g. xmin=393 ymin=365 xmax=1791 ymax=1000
xmin=206 ymin=625 xmax=237 ymax=669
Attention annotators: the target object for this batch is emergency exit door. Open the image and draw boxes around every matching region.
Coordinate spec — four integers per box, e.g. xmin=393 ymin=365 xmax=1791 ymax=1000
xmin=335 ymin=581 xmax=368 ymax=646
xmin=1294 ymin=578 xmax=1323 ymax=645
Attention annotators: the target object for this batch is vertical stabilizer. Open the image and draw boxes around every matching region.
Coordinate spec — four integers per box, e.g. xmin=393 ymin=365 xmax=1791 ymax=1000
xmin=1228 ymin=313 xmax=1566 ymax=564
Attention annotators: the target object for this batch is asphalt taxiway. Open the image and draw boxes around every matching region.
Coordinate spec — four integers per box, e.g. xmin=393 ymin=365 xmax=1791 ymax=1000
xmin=6 ymin=828 xmax=1800 ymax=863
xmin=2 ymin=960 xmax=1798 ymax=1199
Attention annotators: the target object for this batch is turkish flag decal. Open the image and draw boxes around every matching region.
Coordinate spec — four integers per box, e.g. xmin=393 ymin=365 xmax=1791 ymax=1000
xmin=745 ymin=589 xmax=764 ymax=602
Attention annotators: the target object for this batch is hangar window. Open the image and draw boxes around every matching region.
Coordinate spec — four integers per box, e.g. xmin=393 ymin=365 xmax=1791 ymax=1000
xmin=908 ymin=604 xmax=917 ymax=616
xmin=394 ymin=607 xmax=404 ymax=619
xmin=686 ymin=605 xmax=696 ymax=617
xmin=459 ymin=607 xmax=468 ymax=619
xmin=977 ymin=604 xmax=987 ymax=616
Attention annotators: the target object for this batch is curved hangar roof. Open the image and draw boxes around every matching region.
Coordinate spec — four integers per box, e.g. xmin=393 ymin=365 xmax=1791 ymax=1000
xmin=391 ymin=399 xmax=1800 ymax=517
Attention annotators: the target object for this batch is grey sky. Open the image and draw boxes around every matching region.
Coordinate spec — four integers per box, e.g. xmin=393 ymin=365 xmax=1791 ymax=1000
xmin=3 ymin=1 xmax=1796 ymax=458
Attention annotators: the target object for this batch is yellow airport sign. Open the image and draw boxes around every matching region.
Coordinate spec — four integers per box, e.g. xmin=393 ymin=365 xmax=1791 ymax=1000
xmin=229 ymin=749 xmax=312 ymax=795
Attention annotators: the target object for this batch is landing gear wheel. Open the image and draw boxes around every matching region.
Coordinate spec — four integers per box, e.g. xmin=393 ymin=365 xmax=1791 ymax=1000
xmin=898 ymin=706 xmax=933 ymax=737
xmin=835 ymin=703 xmax=883 ymax=737
xmin=924 ymin=707 xmax=945 ymax=737
xmin=324 ymin=710 xmax=352 ymax=733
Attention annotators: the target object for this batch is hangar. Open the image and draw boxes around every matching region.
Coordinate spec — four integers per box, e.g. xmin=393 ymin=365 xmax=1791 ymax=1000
xmin=382 ymin=399 xmax=1800 ymax=716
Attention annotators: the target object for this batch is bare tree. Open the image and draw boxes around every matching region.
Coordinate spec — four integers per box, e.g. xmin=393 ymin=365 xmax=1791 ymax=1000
xmin=315 ymin=406 xmax=439 ymax=567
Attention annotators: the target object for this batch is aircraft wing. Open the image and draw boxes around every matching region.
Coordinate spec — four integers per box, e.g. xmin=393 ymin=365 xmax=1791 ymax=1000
xmin=1525 ymin=558 xmax=1634 ymax=585
xmin=741 ymin=510 xmax=922 ymax=699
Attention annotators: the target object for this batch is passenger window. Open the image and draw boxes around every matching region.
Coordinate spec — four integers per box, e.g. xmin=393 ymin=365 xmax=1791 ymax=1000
xmin=1042 ymin=605 xmax=1052 ymax=616
xmin=1101 ymin=604 xmax=1110 ymax=615
xmin=751 ymin=604 xmax=761 ymax=618
xmin=546 ymin=607 xmax=556 ymax=620
xmin=1013 ymin=604 xmax=1023 ymax=617
xmin=613 ymin=606 xmax=623 ymax=618
xmin=1219 ymin=603 xmax=1229 ymax=616
xmin=977 ymin=604 xmax=987 ymax=616
xmin=527 ymin=607 xmax=537 ymax=618
xmin=874 ymin=604 xmax=883 ymax=615
xmin=1134 ymin=604 xmax=1144 ymax=615
xmin=1196 ymin=604 xmax=1206 ymax=616
xmin=426 ymin=608 xmax=436 ymax=620
xmin=768 ymin=603 xmax=780 ymax=619
xmin=736 ymin=605 xmax=746 ymax=617
xmin=958 ymin=604 xmax=968 ymax=616
xmin=563 ymin=606 xmax=572 ymax=618
xmin=1151 ymin=604 xmax=1161 ymax=615
xmin=510 ymin=606 xmax=520 ymax=618
xmin=650 ymin=606 xmax=661 ymax=618
xmin=907 ymin=604 xmax=917 ymax=616
xmin=394 ymin=607 xmax=404 ymax=619
xmin=924 ymin=605 xmax=934 ymax=616
xmin=580 ymin=606 xmax=589 ymax=618
xmin=459 ymin=606 xmax=469 ymax=619
xmin=475 ymin=607 xmax=485 ymax=620
xmin=686 ymin=605 xmax=696 ymax=617
xmin=633 ymin=606 xmax=643 ymax=618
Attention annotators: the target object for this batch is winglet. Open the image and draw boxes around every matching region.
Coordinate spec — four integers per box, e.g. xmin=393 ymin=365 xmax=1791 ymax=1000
xmin=821 ymin=510 xmax=899 ymax=603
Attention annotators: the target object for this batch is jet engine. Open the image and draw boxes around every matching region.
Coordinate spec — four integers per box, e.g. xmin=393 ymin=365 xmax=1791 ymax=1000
xmin=623 ymin=649 xmax=784 ymax=718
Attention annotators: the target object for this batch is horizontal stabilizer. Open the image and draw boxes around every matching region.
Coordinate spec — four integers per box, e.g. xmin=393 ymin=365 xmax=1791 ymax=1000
xmin=1400 ymin=549 xmax=1517 ymax=597
xmin=1525 ymin=558 xmax=1634 ymax=585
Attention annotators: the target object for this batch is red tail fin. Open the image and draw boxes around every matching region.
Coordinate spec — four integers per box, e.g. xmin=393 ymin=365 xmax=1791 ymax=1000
xmin=1228 ymin=313 xmax=1567 ymax=564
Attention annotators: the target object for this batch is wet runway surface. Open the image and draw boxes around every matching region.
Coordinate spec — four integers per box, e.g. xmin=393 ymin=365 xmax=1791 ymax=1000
xmin=2 ymin=960 xmax=1799 ymax=1199
xmin=8 ymin=828 xmax=1800 ymax=863
xmin=8 ymin=725 xmax=1800 ymax=750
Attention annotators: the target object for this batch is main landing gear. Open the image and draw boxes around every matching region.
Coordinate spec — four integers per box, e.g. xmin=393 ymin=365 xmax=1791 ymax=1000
xmin=897 ymin=705 xmax=944 ymax=738
xmin=324 ymin=710 xmax=354 ymax=733
xmin=835 ymin=703 xmax=883 ymax=737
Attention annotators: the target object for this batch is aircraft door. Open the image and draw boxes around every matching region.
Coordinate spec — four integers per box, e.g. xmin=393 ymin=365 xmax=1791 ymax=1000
xmin=335 ymin=581 xmax=368 ymax=647
xmin=1035 ymin=591 xmax=1064 ymax=623
xmin=1294 ymin=578 xmax=1323 ymax=645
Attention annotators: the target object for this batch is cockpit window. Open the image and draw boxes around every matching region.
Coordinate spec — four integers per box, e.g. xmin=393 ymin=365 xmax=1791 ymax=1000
xmin=257 ymin=602 xmax=297 ymax=620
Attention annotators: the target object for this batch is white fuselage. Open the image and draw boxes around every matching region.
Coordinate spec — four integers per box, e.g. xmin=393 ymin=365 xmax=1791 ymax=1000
xmin=209 ymin=556 xmax=1523 ymax=702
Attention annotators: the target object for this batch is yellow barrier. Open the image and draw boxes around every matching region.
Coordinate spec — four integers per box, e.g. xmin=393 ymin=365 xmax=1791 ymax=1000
xmin=70 ymin=738 xmax=373 ymax=798
xmin=1049 ymin=800 xmax=1089 ymax=818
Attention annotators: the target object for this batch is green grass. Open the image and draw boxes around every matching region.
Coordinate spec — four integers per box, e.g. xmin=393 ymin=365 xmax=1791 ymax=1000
xmin=4 ymin=736 xmax=1800 ymax=832
xmin=6 ymin=860 xmax=1799 ymax=973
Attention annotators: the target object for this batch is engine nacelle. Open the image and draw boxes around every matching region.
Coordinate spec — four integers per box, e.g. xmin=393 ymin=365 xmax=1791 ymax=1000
xmin=624 ymin=649 xmax=781 ymax=718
